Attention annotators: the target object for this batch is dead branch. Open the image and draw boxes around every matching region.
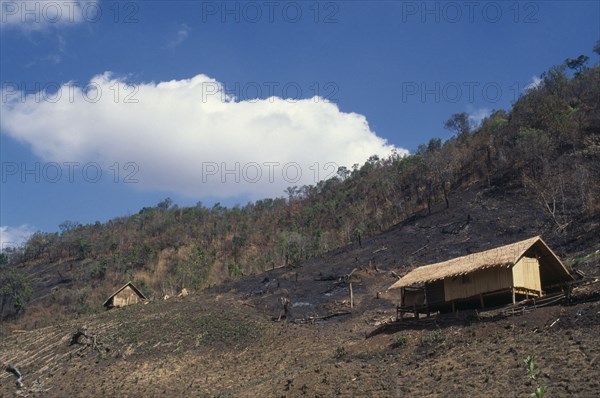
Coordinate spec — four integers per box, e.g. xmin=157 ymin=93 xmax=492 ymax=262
xmin=314 ymin=275 xmax=338 ymax=281
xmin=277 ymin=297 xmax=290 ymax=321
xmin=372 ymin=246 xmax=388 ymax=254
xmin=5 ymin=364 xmax=23 ymax=388
xmin=410 ymin=245 xmax=428 ymax=256
xmin=70 ymin=326 xmax=99 ymax=351
xmin=292 ymin=311 xmax=351 ymax=324
xmin=347 ymin=268 xmax=360 ymax=282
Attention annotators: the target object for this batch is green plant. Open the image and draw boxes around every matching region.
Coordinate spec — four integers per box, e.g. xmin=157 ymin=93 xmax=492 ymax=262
xmin=227 ymin=262 xmax=243 ymax=277
xmin=0 ymin=269 xmax=33 ymax=318
xmin=391 ymin=335 xmax=407 ymax=348
xmin=419 ymin=328 xmax=445 ymax=347
xmin=90 ymin=259 xmax=109 ymax=280
xmin=0 ymin=253 xmax=8 ymax=268
xmin=525 ymin=355 xmax=547 ymax=397
xmin=334 ymin=346 xmax=346 ymax=357
xmin=77 ymin=238 xmax=92 ymax=260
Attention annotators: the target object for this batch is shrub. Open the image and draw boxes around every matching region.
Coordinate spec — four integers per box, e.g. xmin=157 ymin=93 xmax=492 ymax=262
xmin=228 ymin=262 xmax=243 ymax=277
xmin=0 ymin=269 xmax=33 ymax=318
xmin=90 ymin=259 xmax=109 ymax=280
xmin=419 ymin=328 xmax=445 ymax=347
xmin=391 ymin=335 xmax=407 ymax=348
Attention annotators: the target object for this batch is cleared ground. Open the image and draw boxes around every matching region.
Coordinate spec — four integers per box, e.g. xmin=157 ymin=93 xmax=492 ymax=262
xmin=2 ymin=184 xmax=599 ymax=397
xmin=1 ymin=282 xmax=599 ymax=397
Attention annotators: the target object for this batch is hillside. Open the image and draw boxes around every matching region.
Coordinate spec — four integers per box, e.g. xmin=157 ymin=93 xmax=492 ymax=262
xmin=1 ymin=51 xmax=600 ymax=397
xmin=1 ymin=182 xmax=599 ymax=396
xmin=2 ymin=59 xmax=599 ymax=329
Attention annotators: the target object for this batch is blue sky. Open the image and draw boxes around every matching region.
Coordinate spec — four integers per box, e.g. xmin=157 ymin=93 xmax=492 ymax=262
xmin=1 ymin=0 xmax=598 ymax=246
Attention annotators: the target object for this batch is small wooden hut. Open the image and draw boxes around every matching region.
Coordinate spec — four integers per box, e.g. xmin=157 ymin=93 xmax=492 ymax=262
xmin=389 ymin=236 xmax=572 ymax=317
xmin=103 ymin=282 xmax=147 ymax=309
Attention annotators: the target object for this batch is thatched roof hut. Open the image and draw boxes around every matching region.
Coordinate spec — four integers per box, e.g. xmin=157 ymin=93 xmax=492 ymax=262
xmin=389 ymin=236 xmax=572 ymax=315
xmin=103 ymin=282 xmax=147 ymax=309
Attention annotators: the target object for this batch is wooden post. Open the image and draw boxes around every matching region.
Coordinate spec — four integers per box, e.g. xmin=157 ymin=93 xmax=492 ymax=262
xmin=424 ymin=287 xmax=430 ymax=317
xmin=413 ymin=303 xmax=419 ymax=319
xmin=451 ymin=301 xmax=456 ymax=313
xmin=349 ymin=283 xmax=354 ymax=309
xmin=512 ymin=288 xmax=516 ymax=304
xmin=479 ymin=294 xmax=485 ymax=309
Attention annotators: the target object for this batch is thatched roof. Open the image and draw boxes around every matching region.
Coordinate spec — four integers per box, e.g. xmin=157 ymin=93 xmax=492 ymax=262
xmin=389 ymin=236 xmax=572 ymax=290
xmin=103 ymin=281 xmax=147 ymax=307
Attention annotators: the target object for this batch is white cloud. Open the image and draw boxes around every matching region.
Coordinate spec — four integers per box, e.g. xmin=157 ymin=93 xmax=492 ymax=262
xmin=165 ymin=23 xmax=190 ymax=49
xmin=1 ymin=0 xmax=98 ymax=31
xmin=467 ymin=107 xmax=492 ymax=128
xmin=525 ymin=75 xmax=542 ymax=91
xmin=0 ymin=73 xmax=406 ymax=199
xmin=0 ymin=224 xmax=35 ymax=250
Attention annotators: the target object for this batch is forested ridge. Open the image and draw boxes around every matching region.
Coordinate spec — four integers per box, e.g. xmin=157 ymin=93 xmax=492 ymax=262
xmin=2 ymin=50 xmax=599 ymax=326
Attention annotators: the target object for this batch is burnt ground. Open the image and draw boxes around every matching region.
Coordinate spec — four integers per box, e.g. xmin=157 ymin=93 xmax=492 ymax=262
xmin=1 ymin=183 xmax=599 ymax=397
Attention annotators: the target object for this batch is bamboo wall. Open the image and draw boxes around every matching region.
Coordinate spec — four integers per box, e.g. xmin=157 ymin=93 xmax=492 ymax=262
xmin=112 ymin=286 xmax=142 ymax=307
xmin=443 ymin=266 xmax=513 ymax=301
xmin=512 ymin=256 xmax=542 ymax=293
